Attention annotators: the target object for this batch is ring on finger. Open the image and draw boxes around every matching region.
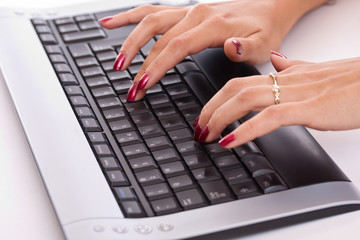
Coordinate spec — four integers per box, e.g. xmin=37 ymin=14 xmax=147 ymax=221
xmin=269 ymin=72 xmax=280 ymax=105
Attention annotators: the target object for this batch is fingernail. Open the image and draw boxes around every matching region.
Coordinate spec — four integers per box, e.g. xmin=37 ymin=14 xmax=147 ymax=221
xmin=232 ymin=39 xmax=243 ymax=55
xmin=113 ymin=52 xmax=125 ymax=71
xmin=271 ymin=50 xmax=287 ymax=59
xmin=218 ymin=134 xmax=236 ymax=148
xmin=126 ymin=82 xmax=138 ymax=102
xmin=194 ymin=124 xmax=202 ymax=142
xmin=193 ymin=116 xmax=199 ymax=127
xmin=99 ymin=16 xmax=113 ymax=24
xmin=198 ymin=125 xmax=209 ymax=142
xmin=137 ymin=73 xmax=150 ymax=90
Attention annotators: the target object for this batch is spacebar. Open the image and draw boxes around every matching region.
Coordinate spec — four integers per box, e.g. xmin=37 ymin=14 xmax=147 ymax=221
xmin=183 ymin=72 xmax=217 ymax=105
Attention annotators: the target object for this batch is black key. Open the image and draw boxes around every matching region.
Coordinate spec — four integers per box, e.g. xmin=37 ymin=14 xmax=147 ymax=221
xmin=99 ymin=157 xmax=119 ymax=170
xmin=45 ymin=45 xmax=62 ymax=54
xmin=49 ymin=54 xmax=67 ymax=63
xmin=135 ymin=169 xmax=164 ymax=186
xmin=39 ymin=33 xmax=57 ymax=44
xmin=129 ymin=156 xmax=157 ymax=172
xmin=75 ymin=57 xmax=99 ymax=68
xmin=176 ymin=141 xmax=204 ymax=156
xmin=141 ymin=38 xmax=156 ymax=56
xmin=145 ymin=136 xmax=172 ymax=151
xmin=106 ymin=170 xmax=129 ymax=187
xmin=166 ymin=84 xmax=189 ymax=97
xmin=64 ymin=85 xmax=83 ymax=96
xmin=63 ymin=29 xmax=106 ymax=43
xmin=213 ymin=155 xmax=241 ymax=169
xmin=160 ymin=116 xmax=187 ymax=131
xmin=168 ymin=174 xmax=196 ymax=192
xmin=90 ymin=38 xmax=119 ymax=52
xmin=79 ymin=20 xmax=99 ymax=31
xmin=80 ymin=118 xmax=102 ymax=132
xmin=115 ymin=131 xmax=142 ymax=146
xmin=254 ymin=172 xmax=288 ymax=194
xmin=168 ymin=128 xmax=192 ymax=143
xmin=75 ymin=14 xmax=94 ymax=22
xmin=192 ymin=166 xmax=221 ymax=183
xmin=109 ymin=119 xmax=133 ymax=133
xmin=128 ymin=64 xmax=142 ymax=76
xmin=81 ymin=66 xmax=104 ymax=78
xmin=121 ymin=201 xmax=145 ymax=218
xmin=96 ymin=50 xmax=117 ymax=62
xmin=85 ymin=76 xmax=109 ymax=88
xmin=231 ymin=180 xmax=262 ymax=199
xmin=182 ymin=106 xmax=202 ymax=121
xmin=122 ymin=143 xmax=150 ymax=159
xmin=68 ymin=43 xmax=93 ymax=58
xmin=183 ymin=73 xmax=216 ymax=105
xmin=184 ymin=153 xmax=212 ymax=169
xmin=147 ymin=94 xmax=170 ymax=107
xmin=146 ymin=84 xmax=163 ymax=94
xmin=173 ymin=96 xmax=199 ymax=110
xmin=75 ymin=106 xmax=94 ymax=118
xmin=204 ymin=143 xmax=233 ymax=157
xmin=234 ymin=142 xmax=261 ymax=157
xmin=153 ymin=105 xmax=177 ymax=118
xmin=103 ymin=108 xmax=126 ymax=120
xmin=55 ymin=17 xmax=74 ymax=25
xmin=54 ymin=63 xmax=72 ymax=73
xmin=150 ymin=197 xmax=181 ymax=216
xmin=35 ymin=25 xmax=52 ymax=33
xmin=97 ymin=97 xmax=122 ymax=110
xmin=124 ymin=101 xmax=149 ymax=115
xmin=93 ymin=143 xmax=113 ymax=157
xmin=242 ymin=154 xmax=275 ymax=177
xmin=87 ymin=132 xmax=106 ymax=143
xmin=58 ymin=23 xmax=79 ymax=33
xmin=176 ymin=188 xmax=207 ymax=210
xmin=59 ymin=73 xmax=78 ymax=86
xmin=91 ymin=86 xmax=116 ymax=98
xmin=108 ymin=71 xmax=132 ymax=81
xmin=200 ymin=180 xmax=234 ymax=204
xmin=160 ymin=161 xmax=186 ymax=177
xmin=113 ymin=80 xmax=133 ymax=94
xmin=152 ymin=148 xmax=181 ymax=164
xmin=114 ymin=187 xmax=137 ymax=201
xmin=176 ymin=61 xmax=200 ymax=74
xmin=131 ymin=112 xmax=156 ymax=126
xmin=143 ymin=183 xmax=172 ymax=200
xmin=222 ymin=167 xmax=250 ymax=185
xmin=70 ymin=96 xmax=89 ymax=107
xmin=138 ymin=124 xmax=165 ymax=138
xmin=160 ymin=74 xmax=181 ymax=86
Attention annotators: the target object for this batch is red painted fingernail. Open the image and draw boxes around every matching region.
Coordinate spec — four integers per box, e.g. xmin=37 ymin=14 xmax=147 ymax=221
xmin=232 ymin=39 xmax=243 ymax=55
xmin=271 ymin=50 xmax=287 ymax=59
xmin=126 ymin=82 xmax=138 ymax=102
xmin=113 ymin=52 xmax=125 ymax=71
xmin=218 ymin=134 xmax=236 ymax=148
xmin=198 ymin=125 xmax=209 ymax=142
xmin=99 ymin=16 xmax=113 ymax=24
xmin=194 ymin=124 xmax=202 ymax=142
xmin=137 ymin=73 xmax=149 ymax=90
xmin=193 ymin=116 xmax=199 ymax=127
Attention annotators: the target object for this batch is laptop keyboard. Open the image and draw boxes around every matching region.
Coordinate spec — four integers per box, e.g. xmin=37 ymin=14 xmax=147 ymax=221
xmin=31 ymin=7 xmax=288 ymax=218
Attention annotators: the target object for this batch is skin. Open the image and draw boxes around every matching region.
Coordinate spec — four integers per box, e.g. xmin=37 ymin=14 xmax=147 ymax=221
xmin=99 ymin=0 xmax=360 ymax=149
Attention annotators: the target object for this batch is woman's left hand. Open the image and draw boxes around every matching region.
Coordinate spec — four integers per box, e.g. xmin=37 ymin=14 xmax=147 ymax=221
xmin=195 ymin=53 xmax=360 ymax=148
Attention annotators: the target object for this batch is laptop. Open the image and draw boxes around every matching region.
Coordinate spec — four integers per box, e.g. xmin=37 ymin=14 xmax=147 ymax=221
xmin=1 ymin=0 xmax=360 ymax=239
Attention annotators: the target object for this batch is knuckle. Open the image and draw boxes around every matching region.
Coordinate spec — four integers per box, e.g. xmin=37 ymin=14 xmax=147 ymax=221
xmin=167 ymin=37 xmax=186 ymax=53
xmin=236 ymin=87 xmax=257 ymax=103
xmin=190 ymin=3 xmax=211 ymax=16
xmin=141 ymin=13 xmax=158 ymax=25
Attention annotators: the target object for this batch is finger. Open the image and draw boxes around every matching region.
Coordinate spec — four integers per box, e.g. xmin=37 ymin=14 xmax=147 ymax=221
xmin=133 ymin=18 xmax=229 ymax=100
xmin=115 ymin=8 xmax=187 ymax=71
xmin=218 ymin=102 xmax=310 ymax=148
xmin=270 ymin=51 xmax=309 ymax=72
xmin=99 ymin=5 xmax=180 ymax=29
xmin=223 ymin=34 xmax=270 ymax=65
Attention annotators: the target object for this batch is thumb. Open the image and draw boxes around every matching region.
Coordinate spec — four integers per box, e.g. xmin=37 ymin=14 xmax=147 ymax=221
xmin=223 ymin=36 xmax=269 ymax=65
xmin=270 ymin=50 xmax=310 ymax=71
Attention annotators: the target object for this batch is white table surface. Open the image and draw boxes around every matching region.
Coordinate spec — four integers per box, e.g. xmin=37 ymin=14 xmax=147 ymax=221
xmin=1 ymin=0 xmax=360 ymax=239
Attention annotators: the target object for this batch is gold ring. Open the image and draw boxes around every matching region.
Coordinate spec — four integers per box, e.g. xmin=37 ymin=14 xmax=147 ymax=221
xmin=269 ymin=72 xmax=280 ymax=105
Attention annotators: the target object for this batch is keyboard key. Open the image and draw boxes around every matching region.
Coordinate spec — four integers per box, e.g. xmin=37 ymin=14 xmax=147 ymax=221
xmin=150 ymin=197 xmax=181 ymax=216
xmin=160 ymin=116 xmax=187 ymax=131
xmin=70 ymin=96 xmax=89 ymax=107
xmin=75 ymin=106 xmax=94 ymax=118
xmin=234 ymin=142 xmax=260 ymax=157
xmin=147 ymin=94 xmax=170 ymax=107
xmin=58 ymin=23 xmax=79 ymax=33
xmin=81 ymin=118 xmax=102 ymax=132
xmin=85 ymin=76 xmax=109 ymax=88
xmin=93 ymin=143 xmax=113 ymax=157
xmin=192 ymin=166 xmax=221 ymax=183
xmin=91 ymin=86 xmax=116 ymax=98
xmin=106 ymin=170 xmax=129 ymax=187
xmin=168 ymin=174 xmax=196 ymax=192
xmin=64 ymin=85 xmax=83 ymax=96
xmin=103 ymin=108 xmax=126 ymax=121
xmin=121 ymin=201 xmax=145 ymax=218
xmin=176 ymin=61 xmax=200 ymax=74
xmin=153 ymin=105 xmax=177 ymax=118
xmin=204 ymin=143 xmax=233 ymax=157
xmin=160 ymin=74 xmax=182 ymax=86
xmin=213 ymin=155 xmax=241 ymax=169
xmin=63 ymin=29 xmax=106 ymax=43
xmin=200 ymin=180 xmax=235 ymax=204
xmin=81 ymin=66 xmax=104 ymax=77
xmin=122 ymin=143 xmax=150 ymax=159
xmin=87 ymin=132 xmax=106 ymax=143
xmin=254 ymin=172 xmax=288 ymax=194
xmin=97 ymin=97 xmax=122 ymax=110
xmin=108 ymin=71 xmax=132 ymax=81
xmin=116 ymin=131 xmax=142 ymax=146
xmin=138 ymin=124 xmax=165 ymax=138
xmin=131 ymin=112 xmax=157 ymax=126
xmin=99 ymin=157 xmax=119 ymax=170
xmin=76 ymin=57 xmax=99 ymax=68
xmin=79 ymin=20 xmax=99 ymax=31
xmin=143 ymin=183 xmax=172 ymax=200
xmin=145 ymin=136 xmax=172 ymax=151
xmin=96 ymin=50 xmax=117 ymax=62
xmin=114 ymin=187 xmax=137 ymax=201
xmin=68 ymin=43 xmax=93 ymax=58
xmin=168 ymin=128 xmax=193 ymax=143
xmin=54 ymin=63 xmax=72 ymax=73
xmin=129 ymin=156 xmax=157 ymax=172
xmin=135 ymin=169 xmax=164 ymax=186
xmin=113 ymin=80 xmax=133 ymax=94
xmin=152 ymin=148 xmax=181 ymax=164
xmin=176 ymin=188 xmax=207 ymax=210
xmin=181 ymin=106 xmax=202 ymax=121
xmin=124 ymin=101 xmax=149 ymax=115
xmin=231 ymin=180 xmax=262 ymax=199
xmin=242 ymin=154 xmax=275 ymax=177
xmin=160 ymin=161 xmax=186 ymax=177
xmin=184 ymin=153 xmax=212 ymax=169
xmin=176 ymin=141 xmax=204 ymax=156
xmin=109 ymin=119 xmax=134 ymax=133
xmin=222 ymin=167 xmax=250 ymax=185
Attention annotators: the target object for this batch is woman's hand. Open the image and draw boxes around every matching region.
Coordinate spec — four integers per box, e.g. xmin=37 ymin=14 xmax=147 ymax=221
xmin=99 ymin=0 xmax=327 ymax=101
xmin=194 ymin=53 xmax=360 ymax=148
